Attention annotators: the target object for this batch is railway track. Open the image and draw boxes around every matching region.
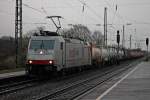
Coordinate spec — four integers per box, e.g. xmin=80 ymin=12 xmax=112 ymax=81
xmin=0 ymin=77 xmax=39 ymax=96
xmin=0 ymin=75 xmax=27 ymax=86
xmin=36 ymin=59 xmax=142 ymax=100
xmin=0 ymin=58 xmax=144 ymax=100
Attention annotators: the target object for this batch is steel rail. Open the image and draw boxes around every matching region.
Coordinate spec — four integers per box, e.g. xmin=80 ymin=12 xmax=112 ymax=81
xmin=37 ymin=58 xmax=143 ymax=100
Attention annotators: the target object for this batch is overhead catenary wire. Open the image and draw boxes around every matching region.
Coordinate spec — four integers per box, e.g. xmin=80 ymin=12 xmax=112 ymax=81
xmin=8 ymin=1 xmax=146 ymax=30
xmin=77 ymin=0 xmax=104 ymax=21
xmin=55 ymin=0 xmax=103 ymax=31
xmin=13 ymin=0 xmax=150 ymax=27
xmin=64 ymin=0 xmax=101 ymax=25
xmin=23 ymin=3 xmax=46 ymax=15
xmin=8 ymin=0 xmax=47 ymax=15
xmin=103 ymin=0 xmax=150 ymax=27
xmin=8 ymin=0 xmax=103 ymax=29
xmin=77 ymin=0 xmax=119 ymax=34
xmin=104 ymin=0 xmax=125 ymax=25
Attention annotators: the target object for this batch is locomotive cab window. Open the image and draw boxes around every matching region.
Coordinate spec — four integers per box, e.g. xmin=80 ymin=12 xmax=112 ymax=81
xmin=30 ymin=40 xmax=55 ymax=50
xmin=43 ymin=40 xmax=55 ymax=49
xmin=29 ymin=40 xmax=42 ymax=49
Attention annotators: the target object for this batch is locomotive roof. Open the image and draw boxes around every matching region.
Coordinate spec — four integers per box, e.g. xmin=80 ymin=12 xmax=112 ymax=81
xmin=42 ymin=31 xmax=59 ymax=36
xmin=64 ymin=38 xmax=84 ymax=44
xmin=30 ymin=36 xmax=64 ymax=41
xmin=30 ymin=36 xmax=84 ymax=44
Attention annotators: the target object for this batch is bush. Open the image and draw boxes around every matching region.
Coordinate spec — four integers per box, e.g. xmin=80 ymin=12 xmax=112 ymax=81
xmin=0 ymin=36 xmax=29 ymax=71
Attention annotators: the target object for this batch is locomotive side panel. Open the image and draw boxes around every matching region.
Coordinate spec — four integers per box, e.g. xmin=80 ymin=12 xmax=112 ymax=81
xmin=64 ymin=42 xmax=91 ymax=68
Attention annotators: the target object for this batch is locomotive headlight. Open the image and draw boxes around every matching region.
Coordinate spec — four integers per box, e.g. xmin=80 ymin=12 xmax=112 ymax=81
xmin=29 ymin=60 xmax=32 ymax=64
xmin=40 ymin=51 xmax=43 ymax=54
xmin=49 ymin=60 xmax=53 ymax=64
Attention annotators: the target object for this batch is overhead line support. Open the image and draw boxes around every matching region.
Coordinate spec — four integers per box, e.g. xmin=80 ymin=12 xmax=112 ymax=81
xmin=15 ymin=0 xmax=23 ymax=67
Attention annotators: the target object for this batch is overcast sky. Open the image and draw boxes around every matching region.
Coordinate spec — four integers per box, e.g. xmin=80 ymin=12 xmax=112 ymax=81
xmin=0 ymin=0 xmax=150 ymax=49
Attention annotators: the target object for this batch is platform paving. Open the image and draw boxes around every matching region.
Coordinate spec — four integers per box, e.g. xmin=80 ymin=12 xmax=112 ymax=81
xmin=0 ymin=71 xmax=25 ymax=79
xmin=97 ymin=62 xmax=150 ymax=100
xmin=77 ymin=61 xmax=150 ymax=100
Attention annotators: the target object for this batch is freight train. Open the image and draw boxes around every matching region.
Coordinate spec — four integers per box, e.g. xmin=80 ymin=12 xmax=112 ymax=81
xmin=26 ymin=33 xmax=144 ymax=75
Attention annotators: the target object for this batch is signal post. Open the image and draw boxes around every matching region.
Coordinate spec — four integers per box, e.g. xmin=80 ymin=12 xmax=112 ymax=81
xmin=117 ymin=30 xmax=120 ymax=64
xmin=146 ymin=38 xmax=149 ymax=61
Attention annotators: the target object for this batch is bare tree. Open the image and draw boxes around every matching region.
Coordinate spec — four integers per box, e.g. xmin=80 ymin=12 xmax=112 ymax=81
xmin=92 ymin=30 xmax=104 ymax=45
xmin=61 ymin=24 xmax=92 ymax=42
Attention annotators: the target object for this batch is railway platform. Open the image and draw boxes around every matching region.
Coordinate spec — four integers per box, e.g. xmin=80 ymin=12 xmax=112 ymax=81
xmin=0 ymin=71 xmax=25 ymax=80
xmin=76 ymin=61 xmax=150 ymax=100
